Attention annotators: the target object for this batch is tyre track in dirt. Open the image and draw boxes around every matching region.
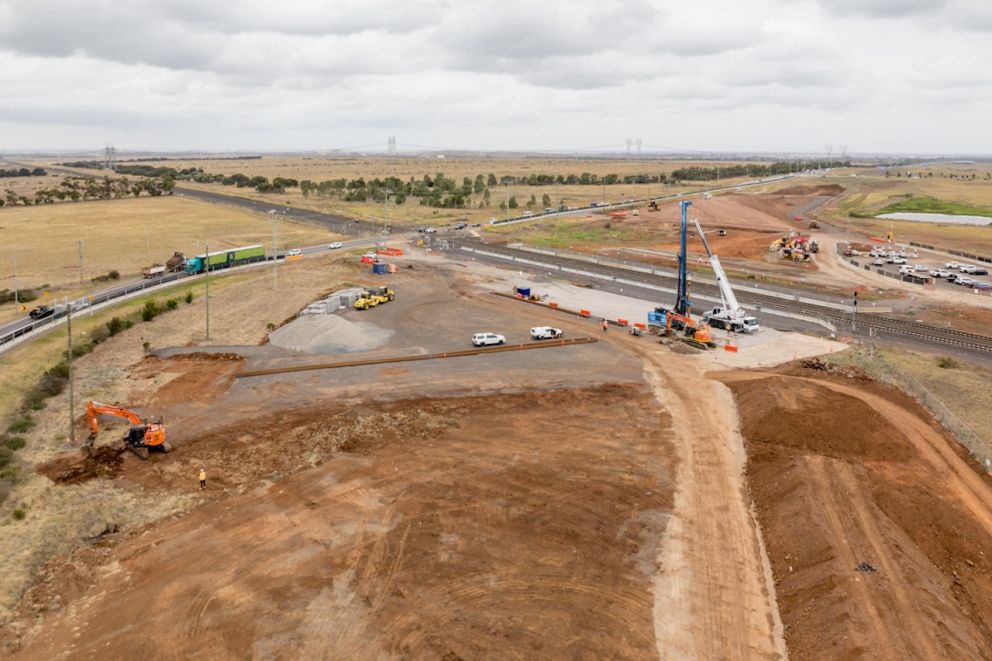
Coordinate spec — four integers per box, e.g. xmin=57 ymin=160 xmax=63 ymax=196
xmin=631 ymin=341 xmax=787 ymax=660
xmin=721 ymin=369 xmax=992 ymax=659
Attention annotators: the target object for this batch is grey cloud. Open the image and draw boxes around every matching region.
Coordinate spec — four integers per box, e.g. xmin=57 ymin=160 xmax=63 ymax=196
xmin=815 ymin=0 xmax=944 ymax=18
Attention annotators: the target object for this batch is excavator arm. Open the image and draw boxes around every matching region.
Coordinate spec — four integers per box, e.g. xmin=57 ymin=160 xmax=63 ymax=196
xmin=86 ymin=401 xmax=143 ymax=439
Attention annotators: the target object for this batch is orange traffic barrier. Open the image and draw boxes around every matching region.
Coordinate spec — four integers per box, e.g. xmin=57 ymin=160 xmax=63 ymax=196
xmin=724 ymin=343 xmax=738 ymax=353
xmin=549 ymin=301 xmax=558 ymax=309
xmin=579 ymin=309 xmax=591 ymax=317
xmin=616 ymin=318 xmax=628 ymax=326
xmin=634 ymin=322 xmax=646 ymax=330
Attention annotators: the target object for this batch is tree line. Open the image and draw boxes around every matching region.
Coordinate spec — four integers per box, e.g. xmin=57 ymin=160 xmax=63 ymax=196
xmin=670 ymin=160 xmax=851 ymax=181
xmin=1 ymin=176 xmax=175 ymax=207
xmin=0 ymin=167 xmax=47 ymax=178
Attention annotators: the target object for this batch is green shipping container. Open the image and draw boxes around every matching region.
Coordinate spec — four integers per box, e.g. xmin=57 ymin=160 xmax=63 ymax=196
xmin=231 ymin=245 xmax=265 ymax=261
xmin=207 ymin=252 xmax=228 ymax=266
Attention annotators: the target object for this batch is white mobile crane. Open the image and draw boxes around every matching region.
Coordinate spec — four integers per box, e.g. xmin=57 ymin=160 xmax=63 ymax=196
xmin=692 ymin=219 xmax=760 ymax=333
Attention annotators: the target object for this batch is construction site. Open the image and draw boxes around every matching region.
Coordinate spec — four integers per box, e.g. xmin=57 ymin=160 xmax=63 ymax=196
xmin=2 ymin=165 xmax=992 ymax=661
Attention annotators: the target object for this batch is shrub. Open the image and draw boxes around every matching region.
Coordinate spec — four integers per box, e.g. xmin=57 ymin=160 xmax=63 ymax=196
xmin=3 ymin=436 xmax=26 ymax=451
xmin=166 ymin=298 xmax=178 ymax=310
xmin=936 ymin=356 xmax=959 ymax=369
xmin=0 ymin=446 xmax=12 ymax=468
xmin=185 ymin=291 xmax=194 ymax=304
xmin=142 ymin=341 xmax=151 ymax=353
xmin=12 ymin=508 xmax=25 ymax=521
xmin=109 ymin=270 xmax=120 ymax=280
xmin=107 ymin=316 xmax=125 ymax=336
xmin=142 ymin=300 xmax=160 ymax=322
xmin=6 ymin=416 xmax=34 ymax=434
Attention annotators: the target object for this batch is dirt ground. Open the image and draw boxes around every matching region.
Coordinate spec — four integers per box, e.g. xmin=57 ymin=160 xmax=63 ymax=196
xmin=720 ymin=362 xmax=992 ymax=660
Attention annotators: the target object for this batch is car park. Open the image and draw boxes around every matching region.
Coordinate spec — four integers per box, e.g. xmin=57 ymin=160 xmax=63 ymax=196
xmin=328 ymin=242 xmax=343 ymax=249
xmin=472 ymin=332 xmax=505 ymax=347
xmin=530 ymin=326 xmax=563 ymax=340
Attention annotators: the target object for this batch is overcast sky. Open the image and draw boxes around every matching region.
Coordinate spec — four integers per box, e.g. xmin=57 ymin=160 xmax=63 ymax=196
xmin=1 ymin=0 xmax=990 ymax=155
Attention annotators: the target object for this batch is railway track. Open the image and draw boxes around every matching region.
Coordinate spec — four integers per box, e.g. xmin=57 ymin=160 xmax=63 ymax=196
xmin=455 ymin=240 xmax=992 ymax=354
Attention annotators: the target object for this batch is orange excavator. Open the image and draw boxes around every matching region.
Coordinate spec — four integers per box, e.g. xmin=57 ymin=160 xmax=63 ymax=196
xmin=86 ymin=400 xmax=170 ymax=459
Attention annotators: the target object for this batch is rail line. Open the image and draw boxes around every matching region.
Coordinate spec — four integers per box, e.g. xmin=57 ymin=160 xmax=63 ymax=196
xmin=456 ymin=241 xmax=992 ymax=353
xmin=236 ymin=336 xmax=598 ymax=378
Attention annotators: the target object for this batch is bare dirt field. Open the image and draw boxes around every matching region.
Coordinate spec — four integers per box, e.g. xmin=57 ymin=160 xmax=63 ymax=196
xmin=720 ymin=361 xmax=992 ymax=660
xmin=5 ymin=243 xmax=992 ymax=659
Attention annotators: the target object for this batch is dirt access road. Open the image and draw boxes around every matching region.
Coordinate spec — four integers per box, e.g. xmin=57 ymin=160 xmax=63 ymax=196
xmin=721 ymin=364 xmax=992 ymax=659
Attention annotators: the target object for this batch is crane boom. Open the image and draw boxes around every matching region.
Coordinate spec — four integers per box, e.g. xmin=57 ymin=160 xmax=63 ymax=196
xmin=692 ymin=219 xmax=741 ymax=313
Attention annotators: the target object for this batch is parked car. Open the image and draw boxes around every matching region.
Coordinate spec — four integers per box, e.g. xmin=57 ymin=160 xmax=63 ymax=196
xmin=29 ymin=305 xmax=54 ymax=319
xmin=328 ymin=241 xmax=343 ymax=249
xmin=872 ymin=258 xmax=885 ymax=266
xmin=424 ymin=227 xmax=437 ymax=234
xmin=472 ymin=332 xmax=505 ymax=347
xmin=945 ymin=261 xmax=962 ymax=269
xmin=913 ymin=264 xmax=928 ymax=272
xmin=530 ymin=326 xmax=563 ymax=340
xmin=971 ymin=268 xmax=989 ymax=276
xmin=929 ymin=269 xmax=943 ymax=277
xmin=889 ymin=256 xmax=906 ymax=264
xmin=453 ymin=222 xmax=467 ymax=230
xmin=959 ymin=264 xmax=979 ymax=273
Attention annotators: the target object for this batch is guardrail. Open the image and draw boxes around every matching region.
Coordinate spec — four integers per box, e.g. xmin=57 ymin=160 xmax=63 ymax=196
xmin=908 ymin=241 xmax=992 ymax=264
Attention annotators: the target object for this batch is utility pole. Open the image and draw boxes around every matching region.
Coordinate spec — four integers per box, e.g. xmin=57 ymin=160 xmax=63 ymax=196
xmin=66 ymin=297 xmax=76 ymax=445
xmin=204 ymin=241 xmax=211 ymax=340
xmin=271 ymin=216 xmax=278 ymax=289
xmin=12 ymin=250 xmax=17 ymax=306
xmin=77 ymin=240 xmax=84 ymax=285
xmin=502 ymin=180 xmax=510 ymax=220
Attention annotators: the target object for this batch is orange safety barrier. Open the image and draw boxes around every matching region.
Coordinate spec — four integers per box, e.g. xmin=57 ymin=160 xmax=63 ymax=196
xmin=579 ymin=309 xmax=591 ymax=317
xmin=634 ymin=322 xmax=646 ymax=330
xmin=724 ymin=343 xmax=738 ymax=353
xmin=549 ymin=301 xmax=558 ymax=309
xmin=616 ymin=318 xmax=628 ymax=326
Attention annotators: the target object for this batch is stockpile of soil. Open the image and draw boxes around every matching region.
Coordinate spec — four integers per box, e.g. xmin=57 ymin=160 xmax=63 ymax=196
xmin=721 ymin=369 xmax=992 ymax=659
xmin=775 ymin=184 xmax=845 ymax=196
xmin=37 ymin=447 xmax=124 ymax=484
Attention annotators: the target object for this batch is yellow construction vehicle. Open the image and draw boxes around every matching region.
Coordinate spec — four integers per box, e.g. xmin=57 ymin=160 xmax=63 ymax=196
xmin=808 ymin=219 xmax=820 ymax=230
xmin=86 ymin=400 xmax=170 ymax=459
xmin=353 ymin=287 xmax=395 ymax=310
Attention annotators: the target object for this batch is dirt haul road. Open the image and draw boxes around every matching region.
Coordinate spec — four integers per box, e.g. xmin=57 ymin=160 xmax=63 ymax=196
xmin=720 ymin=365 xmax=992 ymax=659
xmin=635 ymin=345 xmax=787 ymax=660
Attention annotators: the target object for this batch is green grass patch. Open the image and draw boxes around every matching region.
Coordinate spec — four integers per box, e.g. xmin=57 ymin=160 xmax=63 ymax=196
xmin=875 ymin=195 xmax=992 ymax=218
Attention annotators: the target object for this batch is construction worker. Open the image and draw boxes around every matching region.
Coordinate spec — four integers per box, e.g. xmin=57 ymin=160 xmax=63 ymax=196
xmin=198 ymin=466 xmax=206 ymax=490
xmin=602 ymin=318 xmax=608 ymax=332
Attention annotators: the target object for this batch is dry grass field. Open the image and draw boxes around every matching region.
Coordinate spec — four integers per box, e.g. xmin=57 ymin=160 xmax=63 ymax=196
xmin=0 ymin=196 xmax=337 ymax=321
xmin=105 ymin=157 xmax=760 ymax=227
xmin=821 ymin=166 xmax=992 ymax=253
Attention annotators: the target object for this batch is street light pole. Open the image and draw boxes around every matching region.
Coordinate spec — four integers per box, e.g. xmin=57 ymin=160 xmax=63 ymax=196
xmin=66 ymin=297 xmax=76 ymax=446
xmin=271 ymin=216 xmax=278 ymax=289
xmin=204 ymin=241 xmax=210 ymax=340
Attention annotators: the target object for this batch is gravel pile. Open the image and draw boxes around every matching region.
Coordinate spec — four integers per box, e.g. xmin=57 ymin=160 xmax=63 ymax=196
xmin=269 ymin=314 xmax=392 ymax=354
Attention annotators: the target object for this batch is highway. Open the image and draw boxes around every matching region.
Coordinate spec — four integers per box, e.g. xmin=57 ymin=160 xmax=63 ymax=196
xmin=0 ymin=234 xmax=393 ymax=354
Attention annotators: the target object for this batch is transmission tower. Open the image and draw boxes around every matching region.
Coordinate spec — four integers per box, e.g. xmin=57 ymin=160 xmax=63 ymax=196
xmin=625 ymin=137 xmax=632 ymax=155
xmin=104 ymin=143 xmax=116 ymax=171
xmin=840 ymin=144 xmax=848 ymax=159
xmin=387 ymin=136 xmax=396 ymax=156
xmin=636 ymin=138 xmax=643 ymax=155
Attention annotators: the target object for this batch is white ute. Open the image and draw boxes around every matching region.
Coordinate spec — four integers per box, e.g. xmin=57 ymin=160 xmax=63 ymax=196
xmin=471 ymin=332 xmax=505 ymax=347
xmin=530 ymin=326 xmax=563 ymax=340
